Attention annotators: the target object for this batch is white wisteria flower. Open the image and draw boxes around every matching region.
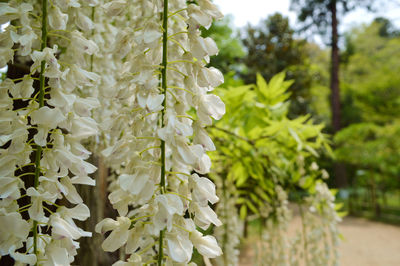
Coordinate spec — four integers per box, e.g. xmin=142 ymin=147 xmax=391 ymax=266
xmin=95 ymin=217 xmax=131 ymax=252
xmin=0 ymin=1 xmax=100 ymax=264
xmin=94 ymin=0 xmax=226 ymax=264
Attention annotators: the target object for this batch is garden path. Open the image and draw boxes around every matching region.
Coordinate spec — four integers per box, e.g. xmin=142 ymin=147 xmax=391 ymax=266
xmin=239 ymin=216 xmax=400 ymax=266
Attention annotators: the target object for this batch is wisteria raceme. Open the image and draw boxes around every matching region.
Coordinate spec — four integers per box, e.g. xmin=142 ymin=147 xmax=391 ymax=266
xmin=1 ymin=0 xmax=99 ymax=264
xmin=90 ymin=0 xmax=225 ymax=265
xmin=303 ymin=182 xmax=341 ymax=266
xmin=213 ymin=177 xmax=242 ymax=266
xmin=259 ymin=185 xmax=292 ymax=266
xmin=255 ymin=178 xmax=340 ymax=266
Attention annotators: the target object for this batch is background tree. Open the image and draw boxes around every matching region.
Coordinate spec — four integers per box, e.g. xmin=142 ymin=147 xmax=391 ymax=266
xmin=341 ymin=18 xmax=400 ymax=126
xmin=289 ymin=0 xmax=372 ymax=187
xmin=240 ymin=13 xmax=314 ymax=117
xmin=202 ymin=15 xmax=246 ymax=79
xmin=290 ymin=0 xmax=376 ymax=128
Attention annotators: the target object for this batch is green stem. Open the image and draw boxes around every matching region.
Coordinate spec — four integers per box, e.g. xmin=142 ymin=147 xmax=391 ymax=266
xmin=90 ymin=7 xmax=95 ymax=72
xmin=210 ymin=125 xmax=254 ymax=145
xmin=222 ymin=178 xmax=228 ymax=265
xmin=157 ymin=230 xmax=165 ymax=266
xmin=160 ymin=1 xmax=168 ymax=193
xmin=158 ymin=0 xmax=168 ymax=265
xmin=33 ymin=0 xmax=48 ymax=263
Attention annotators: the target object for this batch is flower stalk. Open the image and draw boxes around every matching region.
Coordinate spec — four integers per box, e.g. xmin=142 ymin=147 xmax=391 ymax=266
xmin=160 ymin=0 xmax=168 ymax=194
xmin=158 ymin=0 xmax=169 ymax=264
xmin=32 ymin=0 xmax=48 ymax=261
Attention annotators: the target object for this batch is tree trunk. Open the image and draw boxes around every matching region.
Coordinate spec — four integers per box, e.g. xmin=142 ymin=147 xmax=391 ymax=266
xmin=370 ymin=176 xmax=381 ymax=218
xmin=330 ymin=0 xmax=341 ymax=133
xmin=243 ymin=219 xmax=249 ymax=238
xmin=348 ymin=182 xmax=354 ymax=214
xmin=76 ymin=155 xmax=114 ymax=266
xmin=330 ymin=0 xmax=348 ymax=188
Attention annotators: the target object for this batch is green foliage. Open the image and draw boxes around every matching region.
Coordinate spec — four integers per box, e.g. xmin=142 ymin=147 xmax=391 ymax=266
xmin=303 ymin=18 xmax=400 ymax=194
xmin=335 ymin=122 xmax=400 ymax=181
xmin=210 ymin=73 xmax=331 ymax=218
xmin=334 ymin=19 xmax=400 ymax=200
xmin=374 ymin=17 xmax=400 ymax=38
xmin=342 ymin=20 xmax=400 ymax=125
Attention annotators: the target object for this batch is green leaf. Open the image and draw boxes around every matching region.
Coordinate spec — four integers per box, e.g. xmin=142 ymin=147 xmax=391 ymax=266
xmin=236 ymin=197 xmax=246 ymax=204
xmin=228 ymin=161 xmax=247 ymax=183
xmin=288 ymin=127 xmax=303 ymax=151
xmin=334 ymin=202 xmax=344 ymax=211
xmin=255 ymin=187 xmax=271 ymax=202
xmin=249 ymin=193 xmax=260 ymax=204
xmin=246 ymin=199 xmax=259 ymax=214
xmin=300 ymin=176 xmax=314 ymax=189
xmin=240 ymin=205 xmax=247 ymax=220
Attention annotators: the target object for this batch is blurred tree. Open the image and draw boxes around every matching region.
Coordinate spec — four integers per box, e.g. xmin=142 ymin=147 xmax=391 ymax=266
xmin=341 ymin=19 xmax=400 ymax=125
xmin=374 ymin=17 xmax=400 ymax=38
xmin=290 ymin=0 xmax=376 ymax=187
xmin=304 ymin=42 xmax=331 ymax=124
xmin=240 ymin=13 xmax=313 ymax=117
xmin=335 ymin=122 xmax=400 ymax=216
xmin=202 ymin=15 xmax=246 ymax=77
xmin=335 ymin=19 xmax=400 ymax=214
xmin=290 ymin=0 xmax=376 ymax=128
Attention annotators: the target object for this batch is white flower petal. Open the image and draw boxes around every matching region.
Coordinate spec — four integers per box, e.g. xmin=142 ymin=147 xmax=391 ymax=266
xmin=119 ymin=172 xmax=147 ymax=195
xmin=103 ymin=0 xmax=126 ymax=17
xmin=30 ymin=106 xmax=65 ymax=128
xmin=0 ymin=177 xmax=20 ymax=199
xmin=167 ymin=233 xmax=193 ymax=263
xmin=51 ymin=215 xmax=82 ymax=240
xmin=199 ymin=94 xmax=225 ymax=120
xmin=46 ymin=245 xmax=70 ymax=266
xmin=101 ymin=217 xmax=130 ymax=252
xmin=9 ymin=245 xmax=37 ymax=265
xmin=95 ymin=218 xmax=120 ymax=234
xmin=48 ymin=5 xmax=68 ymax=30
xmin=193 ymin=204 xmax=222 ymax=229
xmin=191 ymin=231 xmax=222 ymax=258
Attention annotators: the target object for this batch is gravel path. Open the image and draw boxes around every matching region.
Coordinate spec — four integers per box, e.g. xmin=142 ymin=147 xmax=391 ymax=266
xmin=239 ymin=216 xmax=400 ymax=266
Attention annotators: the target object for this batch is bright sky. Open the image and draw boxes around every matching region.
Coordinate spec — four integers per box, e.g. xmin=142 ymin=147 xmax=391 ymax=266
xmin=214 ymin=0 xmax=400 ymax=31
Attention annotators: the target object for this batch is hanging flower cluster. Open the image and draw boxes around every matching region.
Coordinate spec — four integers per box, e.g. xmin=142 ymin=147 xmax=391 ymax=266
xmin=92 ymin=0 xmax=226 ymax=265
xmin=1 ymin=0 xmax=226 ymax=264
xmin=1 ymin=0 xmax=99 ymax=264
xmin=213 ymin=177 xmax=242 ymax=266
xmin=301 ymin=182 xmax=341 ymax=266
xmin=259 ymin=185 xmax=292 ymax=265
xmin=257 ymin=177 xmax=341 ymax=266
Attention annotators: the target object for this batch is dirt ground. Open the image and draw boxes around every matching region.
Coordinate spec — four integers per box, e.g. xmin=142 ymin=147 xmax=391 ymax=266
xmin=239 ymin=216 xmax=400 ymax=266
xmin=337 ymin=217 xmax=400 ymax=266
